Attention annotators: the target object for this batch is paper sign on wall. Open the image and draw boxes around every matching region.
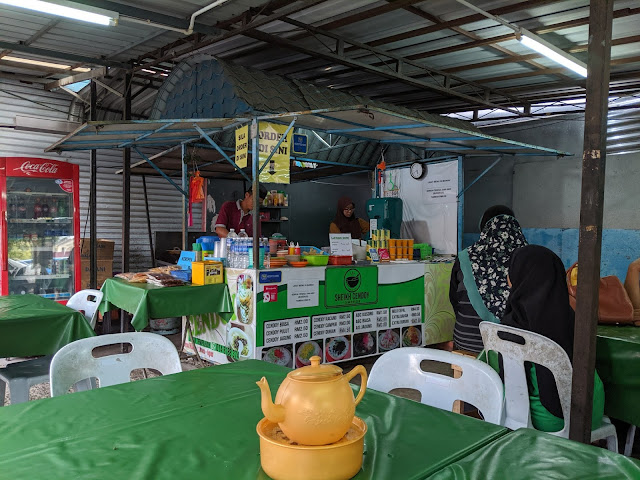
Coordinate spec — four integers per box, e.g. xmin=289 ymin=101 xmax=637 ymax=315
xmin=235 ymin=125 xmax=248 ymax=168
xmin=422 ymin=162 xmax=458 ymax=204
xmin=259 ymin=122 xmax=292 ymax=184
xmin=329 ymin=233 xmax=353 ymax=256
xmin=288 ymin=280 xmax=319 ymax=308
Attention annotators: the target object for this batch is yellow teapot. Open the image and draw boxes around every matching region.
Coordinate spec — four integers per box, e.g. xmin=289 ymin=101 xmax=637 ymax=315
xmin=256 ymin=356 xmax=367 ymax=446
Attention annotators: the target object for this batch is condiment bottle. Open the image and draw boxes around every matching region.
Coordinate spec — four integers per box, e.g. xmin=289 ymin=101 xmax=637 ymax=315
xmin=288 ymin=242 xmax=295 ymax=255
xmin=294 ymin=242 xmax=301 ymax=255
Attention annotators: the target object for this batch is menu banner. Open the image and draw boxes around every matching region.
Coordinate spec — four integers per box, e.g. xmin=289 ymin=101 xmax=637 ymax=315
xmin=390 ymin=305 xmax=422 ymax=327
xmin=312 ymin=312 xmax=352 ymax=338
xmin=325 ymin=266 xmax=378 ymax=307
xmin=264 ymin=317 xmax=311 ymax=346
xmin=354 ymin=308 xmax=389 ymax=332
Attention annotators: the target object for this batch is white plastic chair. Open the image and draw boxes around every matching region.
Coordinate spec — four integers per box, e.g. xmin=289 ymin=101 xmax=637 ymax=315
xmin=50 ymin=332 xmax=182 ymax=397
xmin=368 ymin=347 xmax=505 ymax=425
xmin=0 ymin=356 xmax=52 ymax=406
xmin=66 ymin=289 xmax=104 ymax=329
xmin=479 ymin=321 xmax=618 ymax=452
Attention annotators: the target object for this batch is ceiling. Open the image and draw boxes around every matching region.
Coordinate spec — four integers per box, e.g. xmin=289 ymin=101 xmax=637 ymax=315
xmin=1 ymin=0 xmax=639 ymax=151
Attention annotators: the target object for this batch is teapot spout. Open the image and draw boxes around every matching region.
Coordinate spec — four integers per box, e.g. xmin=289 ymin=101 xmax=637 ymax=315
xmin=256 ymin=376 xmax=285 ymax=423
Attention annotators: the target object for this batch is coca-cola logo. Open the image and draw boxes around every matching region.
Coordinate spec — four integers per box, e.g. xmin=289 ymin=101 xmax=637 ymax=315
xmin=15 ymin=161 xmax=59 ymax=175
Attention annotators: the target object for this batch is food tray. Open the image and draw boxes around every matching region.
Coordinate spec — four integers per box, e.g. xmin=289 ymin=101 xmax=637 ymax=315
xmin=300 ymin=246 xmax=323 ymax=255
xmin=328 ymin=255 xmax=352 ymax=265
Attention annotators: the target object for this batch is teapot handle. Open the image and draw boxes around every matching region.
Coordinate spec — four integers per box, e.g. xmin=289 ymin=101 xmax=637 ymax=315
xmin=345 ymin=365 xmax=368 ymax=406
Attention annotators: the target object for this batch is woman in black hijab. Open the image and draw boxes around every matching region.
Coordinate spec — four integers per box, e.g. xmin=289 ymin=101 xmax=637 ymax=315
xmin=502 ymin=245 xmax=605 ymax=431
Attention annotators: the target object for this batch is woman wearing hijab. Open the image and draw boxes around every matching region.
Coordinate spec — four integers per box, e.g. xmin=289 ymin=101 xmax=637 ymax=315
xmin=502 ymin=245 xmax=605 ymax=431
xmin=329 ymin=196 xmax=369 ymax=240
xmin=449 ymin=205 xmax=527 ymax=353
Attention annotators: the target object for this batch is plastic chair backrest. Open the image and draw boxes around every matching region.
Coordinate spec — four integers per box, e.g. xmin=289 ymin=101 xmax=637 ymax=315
xmin=50 ymin=332 xmax=182 ymax=397
xmin=66 ymin=289 xmax=104 ymax=329
xmin=368 ymin=347 xmax=504 ymax=425
xmin=479 ymin=321 xmax=573 ymax=436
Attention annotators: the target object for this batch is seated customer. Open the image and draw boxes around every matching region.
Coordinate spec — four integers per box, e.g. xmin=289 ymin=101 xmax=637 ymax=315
xmin=502 ymin=245 xmax=605 ymax=432
xmin=449 ymin=205 xmax=526 ymax=353
xmin=329 ymin=196 xmax=369 ymax=240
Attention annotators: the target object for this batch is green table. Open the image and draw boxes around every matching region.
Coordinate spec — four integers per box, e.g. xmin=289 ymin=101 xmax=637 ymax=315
xmin=425 ymin=428 xmax=640 ymax=480
xmin=0 ymin=360 xmax=507 ymax=479
xmin=0 ymin=294 xmax=95 ymax=357
xmin=99 ymin=277 xmax=233 ymax=331
xmin=596 ymin=325 xmax=640 ymax=426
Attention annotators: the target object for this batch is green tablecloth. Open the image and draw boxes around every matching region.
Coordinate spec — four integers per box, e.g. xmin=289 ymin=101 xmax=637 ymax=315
xmin=596 ymin=325 xmax=640 ymax=426
xmin=99 ymin=277 xmax=233 ymax=331
xmin=425 ymin=428 xmax=640 ymax=480
xmin=0 ymin=360 xmax=507 ymax=479
xmin=0 ymin=294 xmax=95 ymax=357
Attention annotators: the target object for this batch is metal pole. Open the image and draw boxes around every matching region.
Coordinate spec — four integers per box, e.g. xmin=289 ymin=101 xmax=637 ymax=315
xmin=569 ymin=0 xmax=614 ymax=444
xmin=122 ymin=69 xmax=131 ymax=273
xmin=142 ymin=176 xmax=156 ymax=268
xmin=182 ymin=144 xmax=189 ymax=250
xmin=457 ymin=156 xmax=464 ymax=252
xmin=120 ymin=69 xmax=132 ymax=334
xmin=251 ymin=118 xmax=260 ymax=269
xmin=89 ymin=80 xmax=97 ymax=290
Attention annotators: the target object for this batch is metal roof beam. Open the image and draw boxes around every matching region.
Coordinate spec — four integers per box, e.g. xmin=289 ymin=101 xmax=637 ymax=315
xmin=45 ymin=67 xmax=108 ymax=91
xmin=250 ymin=21 xmax=523 ymax=115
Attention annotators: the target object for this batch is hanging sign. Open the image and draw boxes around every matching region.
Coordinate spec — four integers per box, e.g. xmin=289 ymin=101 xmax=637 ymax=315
xmin=259 ymin=122 xmax=292 ymax=184
xmin=235 ymin=124 xmax=248 ymax=169
xmin=292 ymin=133 xmax=308 ymax=155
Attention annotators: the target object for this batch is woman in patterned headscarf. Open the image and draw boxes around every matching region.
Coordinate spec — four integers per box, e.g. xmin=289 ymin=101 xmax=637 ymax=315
xmin=449 ymin=205 xmax=527 ymax=353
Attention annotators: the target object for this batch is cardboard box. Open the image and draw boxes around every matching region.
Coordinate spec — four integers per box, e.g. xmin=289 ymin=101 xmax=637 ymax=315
xmin=80 ymin=238 xmax=115 ymax=259
xmin=80 ymin=259 xmax=113 ymax=289
xmin=191 ymin=261 xmax=224 ymax=285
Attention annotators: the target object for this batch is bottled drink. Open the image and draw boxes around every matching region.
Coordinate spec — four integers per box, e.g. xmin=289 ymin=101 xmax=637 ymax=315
xmin=33 ymin=197 xmax=42 ymax=219
xmin=49 ymin=199 xmax=58 ymax=217
xmin=227 ymin=229 xmax=237 ymax=268
xmin=238 ymin=229 xmax=248 ymax=238
xmin=17 ymin=198 xmax=26 ymax=219
xmin=57 ymin=198 xmax=68 ymax=217
xmin=41 ymin=197 xmax=50 ymax=218
xmin=8 ymin=197 xmax=16 ymax=218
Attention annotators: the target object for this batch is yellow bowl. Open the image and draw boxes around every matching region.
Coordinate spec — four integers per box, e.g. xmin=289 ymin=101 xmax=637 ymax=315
xmin=257 ymin=416 xmax=366 ymax=480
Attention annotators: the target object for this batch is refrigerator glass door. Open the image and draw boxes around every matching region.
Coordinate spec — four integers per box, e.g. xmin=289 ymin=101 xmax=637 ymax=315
xmin=6 ymin=177 xmax=75 ymax=300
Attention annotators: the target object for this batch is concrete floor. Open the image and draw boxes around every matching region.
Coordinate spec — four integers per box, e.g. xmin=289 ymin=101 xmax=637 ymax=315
xmin=2 ymin=333 xmax=638 ymax=458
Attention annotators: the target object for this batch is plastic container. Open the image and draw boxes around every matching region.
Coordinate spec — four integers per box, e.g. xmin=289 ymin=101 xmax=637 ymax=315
xmin=328 ymin=256 xmax=353 ymax=265
xmin=303 ymin=254 xmax=329 ymax=266
xmin=414 ymin=243 xmax=433 ymax=259
xmin=300 ymin=246 xmax=323 ymax=255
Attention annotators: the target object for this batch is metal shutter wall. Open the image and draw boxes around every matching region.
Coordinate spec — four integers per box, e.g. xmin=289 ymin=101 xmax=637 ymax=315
xmin=0 ymin=80 xmax=201 ymax=273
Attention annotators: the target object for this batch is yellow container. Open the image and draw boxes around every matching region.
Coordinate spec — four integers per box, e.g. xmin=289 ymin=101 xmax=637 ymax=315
xmin=257 ymin=416 xmax=366 ymax=480
xmin=191 ymin=261 xmax=224 ymax=285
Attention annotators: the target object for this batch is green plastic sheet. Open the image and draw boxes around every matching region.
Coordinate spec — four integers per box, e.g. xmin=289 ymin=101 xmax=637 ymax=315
xmin=425 ymin=428 xmax=640 ymax=480
xmin=0 ymin=360 xmax=507 ymax=480
xmin=596 ymin=325 xmax=640 ymax=426
xmin=0 ymin=294 xmax=95 ymax=357
xmin=99 ymin=278 xmax=233 ymax=331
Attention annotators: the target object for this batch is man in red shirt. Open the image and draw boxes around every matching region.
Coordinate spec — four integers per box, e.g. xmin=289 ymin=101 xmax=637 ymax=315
xmin=215 ymin=184 xmax=267 ymax=238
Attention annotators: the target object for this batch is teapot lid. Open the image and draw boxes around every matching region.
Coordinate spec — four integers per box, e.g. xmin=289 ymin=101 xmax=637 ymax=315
xmin=289 ymin=356 xmax=342 ymax=381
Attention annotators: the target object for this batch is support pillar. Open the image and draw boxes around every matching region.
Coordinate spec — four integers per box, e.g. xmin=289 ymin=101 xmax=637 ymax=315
xmin=569 ymin=0 xmax=614 ymax=444
xmin=89 ymin=80 xmax=97 ymax=289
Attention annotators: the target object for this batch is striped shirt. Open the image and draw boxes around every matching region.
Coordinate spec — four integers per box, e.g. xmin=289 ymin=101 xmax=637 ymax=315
xmin=449 ymin=257 xmax=484 ymax=354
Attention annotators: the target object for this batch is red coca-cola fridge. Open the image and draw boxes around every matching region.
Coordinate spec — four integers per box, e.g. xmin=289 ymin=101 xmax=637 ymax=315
xmin=0 ymin=157 xmax=81 ymax=302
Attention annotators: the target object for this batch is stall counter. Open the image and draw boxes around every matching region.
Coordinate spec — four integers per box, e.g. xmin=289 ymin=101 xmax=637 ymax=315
xmin=183 ymin=260 xmax=455 ymax=367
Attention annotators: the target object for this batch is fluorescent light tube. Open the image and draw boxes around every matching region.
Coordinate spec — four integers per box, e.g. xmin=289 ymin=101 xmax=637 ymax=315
xmin=0 ymin=0 xmax=118 ymax=26
xmin=518 ymin=28 xmax=587 ymax=77
xmin=3 ymin=55 xmax=90 ymax=72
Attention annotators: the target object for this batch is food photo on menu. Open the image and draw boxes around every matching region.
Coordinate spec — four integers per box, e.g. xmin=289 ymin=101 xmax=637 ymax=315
xmin=378 ymin=328 xmax=401 ymax=352
xmin=325 ymin=335 xmax=351 ymax=363
xmin=353 ymin=332 xmax=377 ymax=357
xmin=262 ymin=344 xmax=293 ymax=368
xmin=295 ymin=340 xmax=323 ymax=368
xmin=402 ymin=325 xmax=422 ymax=347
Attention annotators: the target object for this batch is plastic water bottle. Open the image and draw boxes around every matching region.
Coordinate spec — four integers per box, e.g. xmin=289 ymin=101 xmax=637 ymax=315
xmin=227 ymin=229 xmax=237 ymax=268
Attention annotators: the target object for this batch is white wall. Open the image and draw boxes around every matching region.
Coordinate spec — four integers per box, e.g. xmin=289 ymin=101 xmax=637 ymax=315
xmin=0 ymin=79 xmax=201 ymax=272
xmin=463 ymin=114 xmax=640 ymax=231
